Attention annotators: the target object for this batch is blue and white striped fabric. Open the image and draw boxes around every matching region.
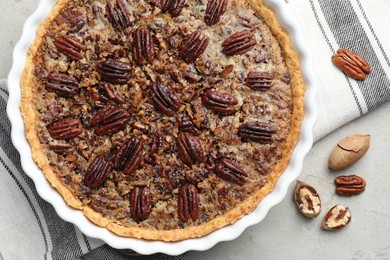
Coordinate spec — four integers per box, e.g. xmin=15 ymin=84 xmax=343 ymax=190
xmin=1 ymin=0 xmax=390 ymax=259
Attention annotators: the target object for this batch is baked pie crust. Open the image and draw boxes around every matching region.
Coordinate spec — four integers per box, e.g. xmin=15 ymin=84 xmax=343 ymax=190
xmin=21 ymin=0 xmax=305 ymax=241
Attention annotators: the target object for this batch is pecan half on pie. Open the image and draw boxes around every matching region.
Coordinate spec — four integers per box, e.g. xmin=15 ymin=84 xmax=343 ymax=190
xmin=21 ymin=0 xmax=305 ymax=241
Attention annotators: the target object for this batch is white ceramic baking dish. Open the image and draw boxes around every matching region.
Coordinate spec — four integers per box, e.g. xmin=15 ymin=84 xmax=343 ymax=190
xmin=7 ymin=0 xmax=317 ymax=255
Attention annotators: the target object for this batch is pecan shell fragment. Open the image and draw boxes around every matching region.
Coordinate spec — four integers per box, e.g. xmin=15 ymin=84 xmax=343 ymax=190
xmin=177 ymin=132 xmax=204 ymax=166
xmin=90 ymin=107 xmax=130 ymax=135
xmin=222 ymin=31 xmax=256 ymax=56
xmin=214 ymin=158 xmax=247 ymax=185
xmin=178 ymin=184 xmax=199 ymax=222
xmin=201 ymin=89 xmax=238 ymax=115
xmin=47 ymin=118 xmax=83 ymax=140
xmin=46 ymin=73 xmax=79 ymax=97
xmin=321 ymin=205 xmax=351 ymax=230
xmin=97 ymin=59 xmax=132 ymax=84
xmin=179 ymin=30 xmax=209 ymax=63
xmin=106 ymin=0 xmax=131 ymax=30
xmin=54 ymin=35 xmax=86 ymax=60
xmin=84 ymin=155 xmax=112 ymax=188
xmin=245 ymin=71 xmax=273 ymax=91
xmin=334 ymin=175 xmax=366 ymax=196
xmin=332 ymin=48 xmax=370 ymax=80
xmin=161 ymin=0 xmax=186 ymax=17
xmin=294 ymin=180 xmax=321 ymax=218
xmin=132 ymin=28 xmax=155 ymax=65
xmin=238 ymin=121 xmax=277 ymax=144
xmin=151 ymin=82 xmax=181 ymax=116
xmin=113 ymin=137 xmax=144 ymax=175
xmin=204 ymin=0 xmax=228 ymax=26
xmin=130 ymin=186 xmax=151 ymax=222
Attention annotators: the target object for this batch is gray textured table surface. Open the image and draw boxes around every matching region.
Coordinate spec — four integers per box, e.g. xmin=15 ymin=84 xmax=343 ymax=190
xmin=2 ymin=1 xmax=390 ymax=259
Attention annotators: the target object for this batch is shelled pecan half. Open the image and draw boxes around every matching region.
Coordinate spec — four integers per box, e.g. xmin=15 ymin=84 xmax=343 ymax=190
xmin=238 ymin=121 xmax=277 ymax=144
xmin=46 ymin=73 xmax=79 ymax=97
xmin=178 ymin=184 xmax=199 ymax=222
xmin=334 ymin=175 xmax=366 ymax=196
xmin=150 ymin=82 xmax=181 ymax=116
xmin=214 ymin=158 xmax=247 ymax=185
xmin=84 ymin=155 xmax=112 ymax=188
xmin=245 ymin=72 xmax=273 ymax=91
xmin=90 ymin=107 xmax=130 ymax=135
xmin=161 ymin=0 xmax=186 ymax=17
xmin=132 ymin=28 xmax=155 ymax=65
xmin=179 ymin=30 xmax=209 ymax=63
xmin=54 ymin=35 xmax=86 ymax=60
xmin=222 ymin=31 xmax=256 ymax=56
xmin=201 ymin=89 xmax=238 ymax=115
xmin=106 ymin=0 xmax=131 ymax=31
xmin=130 ymin=186 xmax=151 ymax=222
xmin=47 ymin=118 xmax=83 ymax=140
xmin=177 ymin=132 xmax=204 ymax=166
xmin=113 ymin=137 xmax=144 ymax=175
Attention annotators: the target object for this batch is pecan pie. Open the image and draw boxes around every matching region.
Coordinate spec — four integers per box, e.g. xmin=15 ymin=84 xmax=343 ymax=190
xmin=21 ymin=0 xmax=305 ymax=241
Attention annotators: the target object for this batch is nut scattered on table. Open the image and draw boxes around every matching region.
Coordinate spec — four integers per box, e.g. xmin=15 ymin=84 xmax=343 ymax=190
xmin=332 ymin=48 xmax=370 ymax=80
xmin=328 ymin=134 xmax=371 ymax=170
xmin=334 ymin=174 xmax=366 ymax=196
xmin=294 ymin=180 xmax=321 ymax=218
xmin=321 ymin=205 xmax=351 ymax=230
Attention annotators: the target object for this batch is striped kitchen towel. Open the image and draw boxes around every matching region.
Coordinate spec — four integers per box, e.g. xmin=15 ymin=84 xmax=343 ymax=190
xmin=1 ymin=0 xmax=390 ymax=259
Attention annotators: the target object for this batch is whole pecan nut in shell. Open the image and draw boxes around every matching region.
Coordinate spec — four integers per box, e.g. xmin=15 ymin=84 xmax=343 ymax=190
xmin=332 ymin=48 xmax=370 ymax=80
xmin=132 ymin=28 xmax=155 ymax=65
xmin=204 ymin=0 xmax=228 ymax=26
xmin=178 ymin=184 xmax=199 ymax=222
xmin=151 ymin=82 xmax=181 ymax=116
xmin=106 ymin=0 xmax=131 ymax=30
xmin=46 ymin=73 xmax=79 ymax=97
xmin=201 ymin=89 xmax=238 ymax=115
xmin=84 ymin=155 xmax=112 ymax=188
xmin=54 ymin=35 xmax=86 ymax=60
xmin=130 ymin=186 xmax=152 ymax=222
xmin=334 ymin=175 xmax=366 ymax=196
xmin=177 ymin=132 xmax=204 ymax=166
xmin=90 ymin=107 xmax=130 ymax=135
xmin=238 ymin=121 xmax=277 ymax=144
xmin=113 ymin=137 xmax=144 ymax=175
xmin=47 ymin=118 xmax=83 ymax=140
xmin=222 ymin=31 xmax=256 ymax=56
xmin=179 ymin=30 xmax=209 ymax=63
xmin=96 ymin=59 xmax=132 ymax=84
xmin=214 ymin=158 xmax=247 ymax=186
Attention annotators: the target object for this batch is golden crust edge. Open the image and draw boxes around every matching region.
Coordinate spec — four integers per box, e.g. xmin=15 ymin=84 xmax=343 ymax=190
xmin=20 ymin=0 xmax=305 ymax=241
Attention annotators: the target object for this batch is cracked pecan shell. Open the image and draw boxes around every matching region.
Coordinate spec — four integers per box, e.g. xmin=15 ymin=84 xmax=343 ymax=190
xmin=238 ymin=121 xmax=277 ymax=144
xmin=54 ymin=35 xmax=86 ymax=60
xmin=178 ymin=184 xmax=199 ymax=222
xmin=245 ymin=71 xmax=273 ymax=91
xmin=106 ymin=0 xmax=131 ymax=31
xmin=46 ymin=73 xmax=79 ymax=98
xmin=130 ymin=186 xmax=152 ymax=222
xmin=201 ymin=89 xmax=238 ymax=115
xmin=47 ymin=118 xmax=83 ymax=140
xmin=132 ymin=28 xmax=155 ymax=65
xmin=161 ymin=0 xmax=186 ymax=17
xmin=90 ymin=107 xmax=130 ymax=135
xmin=222 ymin=31 xmax=256 ymax=56
xmin=96 ymin=59 xmax=132 ymax=84
xmin=204 ymin=0 xmax=228 ymax=26
xmin=151 ymin=82 xmax=181 ymax=116
xmin=113 ymin=137 xmax=144 ymax=175
xmin=214 ymin=158 xmax=247 ymax=185
xmin=179 ymin=30 xmax=209 ymax=63
xmin=84 ymin=155 xmax=112 ymax=188
xmin=177 ymin=132 xmax=204 ymax=166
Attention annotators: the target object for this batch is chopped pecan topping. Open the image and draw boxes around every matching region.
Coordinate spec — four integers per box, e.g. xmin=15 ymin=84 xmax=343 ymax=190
xmin=332 ymin=48 xmax=370 ymax=80
xmin=113 ymin=137 xmax=144 ymax=175
xmin=178 ymin=184 xmax=199 ymax=222
xmin=106 ymin=0 xmax=131 ymax=31
xmin=334 ymin=175 xmax=366 ymax=196
xmin=222 ymin=31 xmax=256 ymax=56
xmin=132 ymin=28 xmax=155 ymax=65
xmin=130 ymin=186 xmax=151 ymax=222
xmin=90 ymin=107 xmax=130 ymax=135
xmin=46 ymin=73 xmax=79 ymax=98
xmin=47 ymin=118 xmax=83 ymax=140
xmin=177 ymin=132 xmax=204 ymax=166
xmin=54 ymin=35 xmax=86 ymax=60
xmin=201 ymin=89 xmax=238 ymax=115
xmin=96 ymin=59 xmax=132 ymax=84
xmin=179 ymin=30 xmax=209 ymax=63
xmin=161 ymin=0 xmax=186 ymax=17
xmin=238 ymin=121 xmax=277 ymax=144
xmin=214 ymin=158 xmax=247 ymax=185
xmin=245 ymin=72 xmax=273 ymax=91
xmin=84 ymin=155 xmax=112 ymax=188
xmin=150 ymin=82 xmax=181 ymax=116
xmin=204 ymin=0 xmax=228 ymax=26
